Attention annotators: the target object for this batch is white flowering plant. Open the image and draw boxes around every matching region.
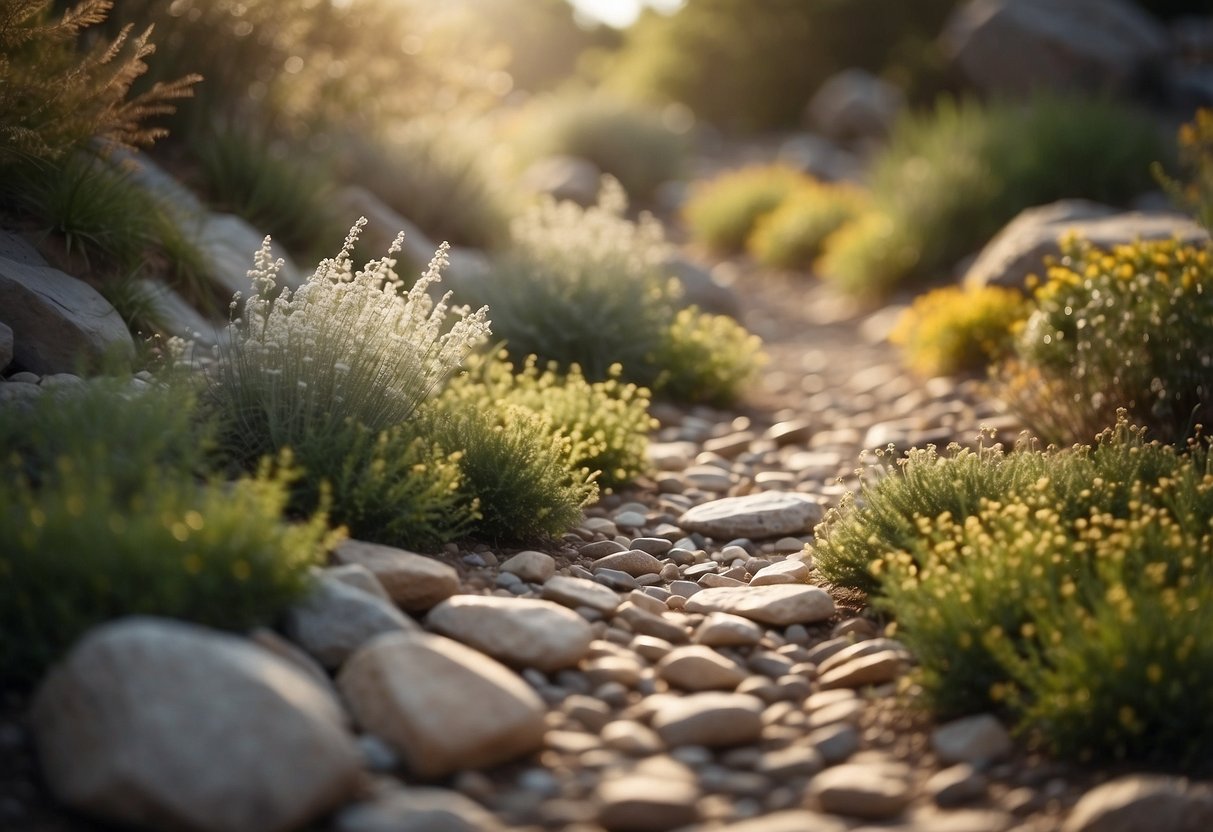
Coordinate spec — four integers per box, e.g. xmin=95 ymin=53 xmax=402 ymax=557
xmin=210 ymin=219 xmax=490 ymax=469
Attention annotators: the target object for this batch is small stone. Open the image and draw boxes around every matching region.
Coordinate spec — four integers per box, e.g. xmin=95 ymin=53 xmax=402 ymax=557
xmin=749 ymin=560 xmax=809 ymax=586
xmin=699 ymin=572 xmax=748 ymax=588
xmin=694 ymin=612 xmax=765 ymax=647
xmin=324 ymin=563 xmax=391 ymax=600
xmin=656 ymin=645 xmax=748 ymax=691
xmin=500 ymin=550 xmax=556 ymax=583
xmin=755 ymin=745 xmax=825 ymax=778
xmin=337 ymin=631 xmax=546 ymax=778
xmin=931 ymin=713 xmax=1014 ymax=765
xmin=615 ymin=601 xmax=690 ymax=643
xmin=601 ymin=721 xmax=665 ymax=755
xmin=1063 ymin=775 xmax=1213 ymax=832
xmin=333 ymin=539 xmax=459 ymax=611
xmin=542 ymin=575 xmax=622 ymax=614
xmin=597 ymin=767 xmax=700 ymax=832
xmin=631 ymin=537 xmax=674 ymax=556
xmin=582 ymin=539 xmax=629 ymax=558
xmin=650 ymin=693 xmax=765 ymax=747
xmin=816 ymin=638 xmax=908 ymax=676
xmin=631 ymin=634 xmax=674 ymax=662
xmin=426 ymin=595 xmax=593 ymax=671
xmin=334 ymin=786 xmax=503 ymax=832
xmin=594 ymin=550 xmax=664 ymax=577
xmin=808 ymin=723 xmax=860 ymax=764
xmin=683 ymin=466 xmax=735 ymax=492
xmin=564 ymin=694 xmax=613 ymax=732
xmin=927 ymin=764 xmax=988 ymax=807
xmin=685 ymin=585 xmax=835 ymax=626
xmin=808 ymin=761 xmax=913 ymax=819
xmin=712 ymin=810 xmax=848 ymax=832
xmin=669 ymin=579 xmax=702 ymax=598
xmin=614 ymin=510 xmax=648 ymax=529
xmin=595 ymin=568 xmax=640 ymax=591
xmin=817 ymin=650 xmax=905 ymax=689
xmin=283 ymin=574 xmax=418 ymax=670
xmin=678 ymin=492 xmax=825 ymax=540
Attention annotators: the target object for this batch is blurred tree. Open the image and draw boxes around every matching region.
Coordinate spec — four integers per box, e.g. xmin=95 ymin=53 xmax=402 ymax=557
xmin=606 ymin=0 xmax=959 ymax=132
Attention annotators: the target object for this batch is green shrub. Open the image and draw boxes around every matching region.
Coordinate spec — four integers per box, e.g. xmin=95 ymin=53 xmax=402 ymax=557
xmin=650 ymin=306 xmax=765 ymax=407
xmin=441 ymin=351 xmax=656 ymax=490
xmin=467 ymin=180 xmax=762 ymax=404
xmin=208 ymin=221 xmax=490 ymax=470
xmin=1008 ymin=236 xmax=1213 ymax=446
xmin=1155 ymin=108 xmax=1213 ymax=233
xmin=191 ymin=127 xmax=345 ymax=262
xmin=288 ymin=419 xmax=475 ymax=552
xmin=0 ymin=379 xmax=333 ymax=686
xmin=682 ymin=165 xmax=807 ymax=254
xmin=0 ymin=0 xmax=196 ymax=164
xmin=747 ymin=181 xmax=867 ymax=270
xmin=510 ymin=94 xmax=688 ymax=204
xmin=818 ymin=418 xmax=1213 ymax=769
xmin=821 ymin=96 xmax=1166 ymax=297
xmin=419 ymin=400 xmax=597 ymax=544
xmin=607 ymin=0 xmax=958 ymax=132
xmin=815 ymin=210 xmax=920 ymax=297
xmin=890 ymin=284 xmax=1030 ymax=377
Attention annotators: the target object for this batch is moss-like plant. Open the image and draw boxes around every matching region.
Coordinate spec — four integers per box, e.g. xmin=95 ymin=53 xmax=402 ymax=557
xmin=817 ymin=417 xmax=1213 ymax=770
xmin=682 ymin=164 xmax=807 ymax=254
xmin=419 ymin=400 xmax=597 ymax=544
xmin=650 ymin=306 xmax=765 ymax=407
xmin=0 ymin=0 xmax=197 ymax=164
xmin=815 ymin=210 xmax=920 ymax=297
xmin=747 ymin=181 xmax=867 ymax=270
xmin=0 ymin=379 xmax=334 ymax=687
xmin=1008 ymin=236 xmax=1213 ymax=445
xmin=440 ymin=351 xmax=656 ymax=490
xmin=890 ymin=284 xmax=1029 ymax=377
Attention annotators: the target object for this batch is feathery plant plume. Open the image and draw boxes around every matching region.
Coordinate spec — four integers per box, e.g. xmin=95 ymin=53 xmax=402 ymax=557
xmin=0 ymin=0 xmax=198 ymax=164
xmin=210 ymin=218 xmax=490 ymax=470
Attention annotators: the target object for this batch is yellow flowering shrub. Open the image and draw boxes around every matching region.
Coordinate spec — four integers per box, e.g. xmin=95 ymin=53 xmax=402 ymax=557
xmin=1010 ymin=235 xmax=1213 ymax=445
xmin=747 ymin=181 xmax=868 ymax=270
xmin=1155 ymin=107 xmax=1213 ymax=233
xmin=816 ymin=415 xmax=1213 ymax=768
xmin=682 ymin=164 xmax=808 ymax=254
xmin=890 ymin=285 xmax=1030 ymax=376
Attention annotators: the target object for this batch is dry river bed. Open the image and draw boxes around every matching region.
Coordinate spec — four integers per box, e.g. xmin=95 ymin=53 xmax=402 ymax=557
xmin=3 ymin=268 xmax=1201 ymax=832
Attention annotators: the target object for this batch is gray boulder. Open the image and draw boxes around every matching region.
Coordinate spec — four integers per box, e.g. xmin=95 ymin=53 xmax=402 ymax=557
xmin=963 ymin=200 xmax=1209 ymax=290
xmin=134 ymin=278 xmax=221 ymax=346
xmin=943 ymin=0 xmax=1169 ymax=97
xmin=332 ymin=186 xmax=439 ymax=273
xmin=0 ymin=230 xmax=47 ymax=266
xmin=0 ymin=255 xmax=134 ymax=373
xmin=806 ymin=69 xmax=905 ymax=142
xmin=196 ymin=213 xmax=303 ymax=298
xmin=283 ymin=572 xmax=419 ymax=670
xmin=31 ymin=617 xmax=362 ymax=832
xmin=0 ymin=321 xmax=12 ymax=373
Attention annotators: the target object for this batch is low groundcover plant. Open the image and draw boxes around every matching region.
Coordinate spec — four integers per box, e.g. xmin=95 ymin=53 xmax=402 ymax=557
xmin=815 ymin=416 xmax=1213 ymax=770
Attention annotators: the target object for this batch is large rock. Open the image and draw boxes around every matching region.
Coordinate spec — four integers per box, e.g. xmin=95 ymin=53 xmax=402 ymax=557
xmin=0 ymin=320 xmax=12 ymax=372
xmin=519 ymin=155 xmax=602 ymax=207
xmin=196 ymin=213 xmax=303 ymax=298
xmin=963 ymin=201 xmax=1210 ymax=290
xmin=1063 ymin=775 xmax=1213 ymax=832
xmin=943 ymin=0 xmax=1169 ymax=97
xmin=806 ymin=69 xmax=905 ymax=142
xmin=425 ymin=595 xmax=594 ymax=671
xmin=678 ymin=492 xmax=826 ymax=540
xmin=134 ymin=278 xmax=221 ymax=345
xmin=0 ymin=255 xmax=135 ymax=373
xmin=684 ymin=584 xmax=836 ymax=626
xmin=333 ymin=185 xmax=439 ymax=273
xmin=337 ymin=631 xmax=546 ymax=778
xmin=0 ymin=230 xmax=47 ymax=266
xmin=30 ymin=617 xmax=361 ymax=832
xmin=107 ymin=147 xmax=207 ymax=222
xmin=283 ymin=573 xmax=419 ymax=670
xmin=333 ymin=539 xmax=460 ymax=611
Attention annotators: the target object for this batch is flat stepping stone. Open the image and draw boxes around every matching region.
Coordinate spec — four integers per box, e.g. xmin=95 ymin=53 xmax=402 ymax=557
xmin=678 ymin=492 xmax=825 ymax=540
xmin=685 ymin=585 xmax=835 ymax=626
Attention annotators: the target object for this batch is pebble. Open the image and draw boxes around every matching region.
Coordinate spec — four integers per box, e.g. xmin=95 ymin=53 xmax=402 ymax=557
xmin=597 ymin=760 xmax=701 ymax=832
xmin=656 ymin=645 xmax=748 ymax=691
xmin=749 ymin=559 xmax=809 ymax=585
xmin=595 ymin=568 xmax=640 ymax=591
xmin=332 ymin=539 xmax=460 ymax=611
xmin=582 ymin=540 xmax=629 ymax=558
xmin=542 ymin=576 xmax=622 ymax=614
xmin=927 ymin=764 xmax=988 ymax=807
xmin=631 ymin=537 xmax=674 ymax=556
xmin=426 ymin=595 xmax=593 ymax=672
xmin=334 ymin=786 xmax=504 ymax=832
xmin=1063 ymin=775 xmax=1213 ymax=832
xmin=601 ymin=721 xmax=665 ymax=755
xmin=807 ymin=760 xmax=914 ymax=819
xmin=931 ymin=713 xmax=1013 ymax=765
xmin=678 ymin=492 xmax=826 ymax=540
xmin=694 ymin=612 xmax=765 ymax=647
xmin=650 ymin=693 xmax=765 ymax=748
xmin=817 ymin=650 xmax=905 ymax=689
xmin=685 ymin=585 xmax=836 ymax=626
xmin=808 ymin=723 xmax=861 ymax=764
xmin=499 ymin=550 xmax=556 ymax=583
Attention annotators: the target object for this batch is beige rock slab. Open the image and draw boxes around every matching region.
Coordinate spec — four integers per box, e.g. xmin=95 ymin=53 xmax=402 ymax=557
xmin=677 ymin=492 xmax=825 ymax=540
xmin=333 ymin=539 xmax=459 ymax=611
xmin=656 ymin=645 xmax=748 ymax=691
xmin=684 ymin=584 xmax=836 ymax=626
xmin=650 ymin=693 xmax=765 ymax=748
xmin=426 ymin=595 xmax=593 ymax=672
xmin=338 ymin=631 xmax=545 ymax=778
